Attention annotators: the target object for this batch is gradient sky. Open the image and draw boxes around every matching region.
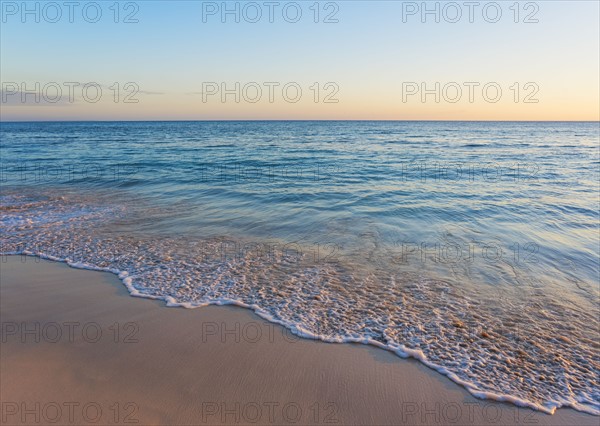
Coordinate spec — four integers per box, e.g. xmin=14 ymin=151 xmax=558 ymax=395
xmin=1 ymin=0 xmax=599 ymax=121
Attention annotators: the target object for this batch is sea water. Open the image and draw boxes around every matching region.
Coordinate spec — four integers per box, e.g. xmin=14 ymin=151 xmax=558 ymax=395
xmin=1 ymin=121 xmax=598 ymax=414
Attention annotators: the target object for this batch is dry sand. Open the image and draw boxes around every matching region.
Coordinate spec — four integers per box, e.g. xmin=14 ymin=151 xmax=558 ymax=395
xmin=1 ymin=256 xmax=597 ymax=425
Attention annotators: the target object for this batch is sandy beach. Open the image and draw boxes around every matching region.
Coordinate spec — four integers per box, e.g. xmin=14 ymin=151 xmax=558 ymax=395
xmin=0 ymin=255 xmax=597 ymax=426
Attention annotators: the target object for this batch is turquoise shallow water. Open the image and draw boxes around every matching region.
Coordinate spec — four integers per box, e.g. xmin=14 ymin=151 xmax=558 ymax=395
xmin=1 ymin=121 xmax=599 ymax=414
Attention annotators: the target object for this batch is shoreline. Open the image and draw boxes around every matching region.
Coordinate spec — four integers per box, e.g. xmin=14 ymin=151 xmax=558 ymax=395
xmin=1 ymin=255 xmax=597 ymax=425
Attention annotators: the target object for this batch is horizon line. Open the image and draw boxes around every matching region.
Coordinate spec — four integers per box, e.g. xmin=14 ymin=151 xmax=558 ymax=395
xmin=1 ymin=119 xmax=599 ymax=124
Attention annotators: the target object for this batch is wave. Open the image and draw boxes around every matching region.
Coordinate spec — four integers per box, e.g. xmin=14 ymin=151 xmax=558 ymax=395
xmin=1 ymin=192 xmax=598 ymax=417
xmin=2 ymin=249 xmax=598 ymax=416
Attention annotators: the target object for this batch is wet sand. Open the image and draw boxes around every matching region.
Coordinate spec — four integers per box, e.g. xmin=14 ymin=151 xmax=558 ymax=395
xmin=1 ymin=256 xmax=597 ymax=425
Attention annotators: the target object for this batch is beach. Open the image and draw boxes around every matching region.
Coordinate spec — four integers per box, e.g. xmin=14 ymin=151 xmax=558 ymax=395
xmin=2 ymin=0 xmax=599 ymax=423
xmin=1 ymin=255 xmax=596 ymax=426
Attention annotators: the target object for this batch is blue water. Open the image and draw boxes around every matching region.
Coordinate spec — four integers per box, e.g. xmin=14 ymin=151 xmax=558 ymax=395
xmin=1 ymin=121 xmax=599 ymax=414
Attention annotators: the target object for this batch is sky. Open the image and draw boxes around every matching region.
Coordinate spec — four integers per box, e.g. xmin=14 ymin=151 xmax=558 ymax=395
xmin=1 ymin=0 xmax=599 ymax=121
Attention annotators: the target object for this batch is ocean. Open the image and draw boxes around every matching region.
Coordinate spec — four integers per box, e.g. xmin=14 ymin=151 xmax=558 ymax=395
xmin=1 ymin=121 xmax=598 ymax=414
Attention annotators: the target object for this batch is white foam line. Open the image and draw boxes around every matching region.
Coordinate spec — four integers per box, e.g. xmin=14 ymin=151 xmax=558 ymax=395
xmin=2 ymin=251 xmax=598 ymax=417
